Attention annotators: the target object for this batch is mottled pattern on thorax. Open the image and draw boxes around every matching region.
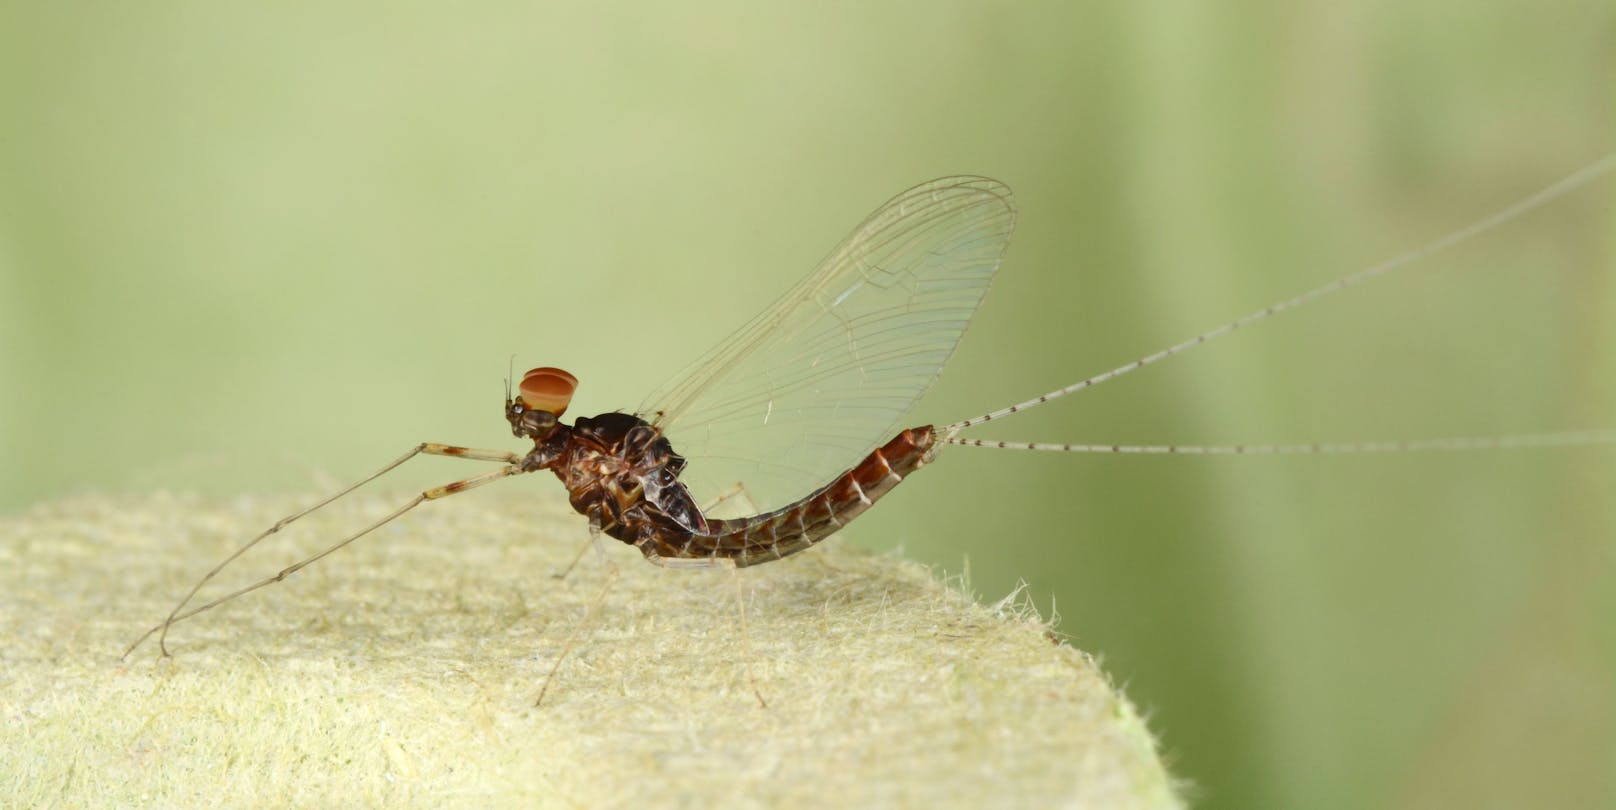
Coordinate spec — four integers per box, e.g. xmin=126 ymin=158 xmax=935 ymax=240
xmin=540 ymin=412 xmax=707 ymax=545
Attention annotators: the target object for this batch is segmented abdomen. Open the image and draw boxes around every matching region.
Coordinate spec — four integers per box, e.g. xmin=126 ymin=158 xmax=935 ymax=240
xmin=646 ymin=426 xmax=937 ymax=567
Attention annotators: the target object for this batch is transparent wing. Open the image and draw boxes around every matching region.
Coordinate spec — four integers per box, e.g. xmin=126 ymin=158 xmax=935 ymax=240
xmin=639 ymin=176 xmax=1016 ymax=515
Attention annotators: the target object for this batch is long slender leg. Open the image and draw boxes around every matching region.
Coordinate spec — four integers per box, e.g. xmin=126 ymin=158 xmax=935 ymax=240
xmin=419 ymin=443 xmax=523 ymax=464
xmin=645 ymin=556 xmax=737 ymax=570
xmin=700 ymin=481 xmax=762 ymax=516
xmin=553 ymin=503 xmax=620 ymax=582
xmin=124 ymin=455 xmax=526 ymax=659
xmin=641 ymin=552 xmax=766 ymax=708
xmin=552 ymin=537 xmax=594 ymax=581
xmin=534 ymin=522 xmax=620 ymax=707
xmin=731 ymin=567 xmax=767 ymax=708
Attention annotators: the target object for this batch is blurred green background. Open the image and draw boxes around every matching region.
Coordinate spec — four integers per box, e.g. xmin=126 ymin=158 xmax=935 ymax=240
xmin=3 ymin=4 xmax=1612 ymax=807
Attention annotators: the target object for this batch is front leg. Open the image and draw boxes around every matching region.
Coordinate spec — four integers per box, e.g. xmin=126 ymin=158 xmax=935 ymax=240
xmin=124 ymin=442 xmax=524 ymax=659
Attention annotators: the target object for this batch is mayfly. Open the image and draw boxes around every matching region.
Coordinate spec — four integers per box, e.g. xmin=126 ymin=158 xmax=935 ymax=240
xmin=124 ymin=158 xmax=1616 ymax=685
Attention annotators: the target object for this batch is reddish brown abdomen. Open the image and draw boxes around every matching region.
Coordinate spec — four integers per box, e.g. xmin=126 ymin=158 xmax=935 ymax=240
xmin=648 ymin=426 xmax=937 ymax=567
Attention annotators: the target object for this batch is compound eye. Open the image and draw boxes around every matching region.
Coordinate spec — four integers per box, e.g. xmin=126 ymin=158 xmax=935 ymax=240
xmin=519 ymin=367 xmax=578 ymax=416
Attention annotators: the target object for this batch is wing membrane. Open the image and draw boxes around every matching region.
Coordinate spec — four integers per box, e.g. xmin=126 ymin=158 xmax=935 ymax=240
xmin=639 ymin=176 xmax=1016 ymax=514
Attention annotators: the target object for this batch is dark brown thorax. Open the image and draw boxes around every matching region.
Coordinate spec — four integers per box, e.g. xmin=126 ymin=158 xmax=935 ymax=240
xmin=517 ymin=411 xmax=710 ymax=541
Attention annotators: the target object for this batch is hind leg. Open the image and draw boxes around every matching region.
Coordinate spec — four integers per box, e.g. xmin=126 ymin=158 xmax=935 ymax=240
xmin=700 ymin=481 xmax=762 ymax=516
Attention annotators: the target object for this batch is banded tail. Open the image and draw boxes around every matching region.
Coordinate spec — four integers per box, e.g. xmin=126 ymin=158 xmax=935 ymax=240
xmin=940 ymin=154 xmax=1616 ymax=456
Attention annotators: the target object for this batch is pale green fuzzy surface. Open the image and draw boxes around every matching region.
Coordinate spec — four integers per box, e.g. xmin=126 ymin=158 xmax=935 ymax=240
xmin=3 ymin=492 xmax=1180 ymax=808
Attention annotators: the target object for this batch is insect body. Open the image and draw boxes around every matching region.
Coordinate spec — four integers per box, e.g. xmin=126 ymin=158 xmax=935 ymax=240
xmin=124 ymin=161 xmax=1616 ymax=665
xmin=510 ymin=382 xmax=938 ymax=568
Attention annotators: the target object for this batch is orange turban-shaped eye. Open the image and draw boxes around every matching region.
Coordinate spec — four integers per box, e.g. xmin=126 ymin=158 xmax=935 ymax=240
xmin=518 ymin=367 xmax=578 ymax=416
